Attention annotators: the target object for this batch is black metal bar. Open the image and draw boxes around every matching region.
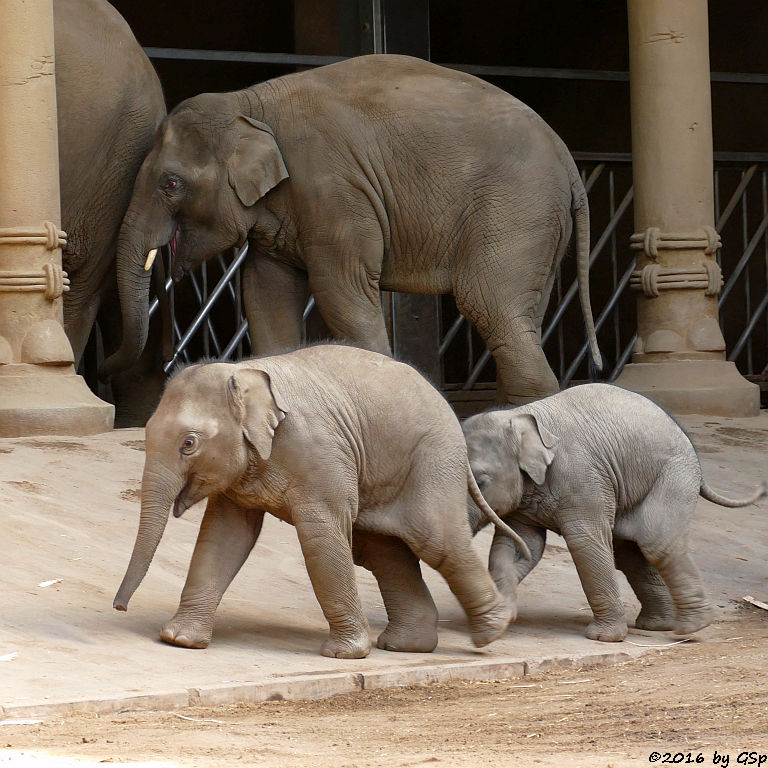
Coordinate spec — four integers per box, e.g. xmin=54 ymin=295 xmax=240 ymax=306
xmin=728 ymin=291 xmax=768 ymax=364
xmin=719 ymin=211 xmax=768 ymax=306
xmin=438 ymin=313 xmax=466 ymax=357
xmin=163 ymin=246 xmax=249 ymax=373
xmin=144 ymin=48 xmax=346 ymax=67
xmin=715 ymin=165 xmax=758 ymax=231
xmin=142 ymin=48 xmax=768 ymax=88
xmin=541 ymin=186 xmax=634 ymax=346
xmin=609 ymin=334 xmax=637 ymax=382
xmin=561 ymin=258 xmax=636 ymax=386
xmin=221 ymin=320 xmax=251 ymax=361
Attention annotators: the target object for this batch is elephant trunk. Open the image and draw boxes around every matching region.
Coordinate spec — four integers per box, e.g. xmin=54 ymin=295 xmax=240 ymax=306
xmin=113 ymin=465 xmax=184 ymax=611
xmin=99 ymin=207 xmax=167 ymax=379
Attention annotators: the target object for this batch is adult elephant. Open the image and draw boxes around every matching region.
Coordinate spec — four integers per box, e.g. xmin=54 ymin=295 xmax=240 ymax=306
xmin=55 ymin=0 xmax=166 ymax=363
xmin=101 ymin=54 xmax=601 ymax=401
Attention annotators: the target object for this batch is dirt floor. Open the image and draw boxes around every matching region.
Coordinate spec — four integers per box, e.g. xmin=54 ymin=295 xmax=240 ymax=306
xmin=2 ymin=605 xmax=767 ymax=768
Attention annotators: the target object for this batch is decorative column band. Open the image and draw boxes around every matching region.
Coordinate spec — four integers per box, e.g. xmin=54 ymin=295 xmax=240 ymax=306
xmin=630 ymin=260 xmax=723 ymax=298
xmin=630 ymin=225 xmax=721 ymax=258
xmin=0 ymin=221 xmax=67 ymax=250
xmin=0 ymin=264 xmax=70 ymax=299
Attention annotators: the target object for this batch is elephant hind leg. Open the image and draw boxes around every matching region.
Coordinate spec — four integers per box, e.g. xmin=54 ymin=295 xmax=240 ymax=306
xmin=631 ymin=479 xmax=714 ymax=635
xmin=353 ymin=530 xmax=438 ymax=653
xmin=454 ymin=266 xmax=559 ymax=404
xmin=614 ymin=538 xmax=675 ymax=631
xmin=396 ymin=495 xmax=512 ymax=648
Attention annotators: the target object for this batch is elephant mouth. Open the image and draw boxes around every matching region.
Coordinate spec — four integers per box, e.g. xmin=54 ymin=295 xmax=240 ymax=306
xmin=169 ymin=226 xmax=186 ymax=282
xmin=173 ymin=482 xmax=191 ymax=518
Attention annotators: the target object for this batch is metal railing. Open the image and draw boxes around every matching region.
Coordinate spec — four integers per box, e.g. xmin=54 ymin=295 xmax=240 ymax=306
xmin=137 ymin=154 xmax=767 ymax=400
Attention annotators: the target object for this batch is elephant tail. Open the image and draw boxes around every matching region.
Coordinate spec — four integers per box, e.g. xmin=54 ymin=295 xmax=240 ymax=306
xmin=466 ymin=461 xmax=532 ymax=560
xmin=700 ymin=480 xmax=767 ymax=508
xmin=571 ymin=175 xmax=603 ymax=371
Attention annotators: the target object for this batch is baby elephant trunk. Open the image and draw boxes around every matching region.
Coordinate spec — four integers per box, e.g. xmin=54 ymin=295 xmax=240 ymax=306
xmin=113 ymin=468 xmax=184 ymax=611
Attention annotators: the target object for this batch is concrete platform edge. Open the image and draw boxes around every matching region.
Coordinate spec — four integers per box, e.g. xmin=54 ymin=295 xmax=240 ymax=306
xmin=1 ymin=650 xmax=636 ymax=720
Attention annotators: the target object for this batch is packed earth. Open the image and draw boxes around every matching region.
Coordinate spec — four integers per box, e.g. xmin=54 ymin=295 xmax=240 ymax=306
xmin=2 ymin=607 xmax=767 ymax=768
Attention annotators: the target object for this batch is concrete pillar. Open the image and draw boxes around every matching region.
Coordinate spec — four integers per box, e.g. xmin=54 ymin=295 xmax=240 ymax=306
xmin=0 ymin=0 xmax=113 ymax=436
xmin=615 ymin=0 xmax=759 ymax=416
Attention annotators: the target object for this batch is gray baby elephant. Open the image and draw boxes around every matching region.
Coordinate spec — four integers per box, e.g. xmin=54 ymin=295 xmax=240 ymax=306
xmin=113 ymin=344 xmax=525 ymax=658
xmin=463 ymin=383 xmax=767 ymax=642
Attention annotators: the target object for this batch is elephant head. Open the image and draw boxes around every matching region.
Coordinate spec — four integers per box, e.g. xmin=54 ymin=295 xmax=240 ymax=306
xmin=113 ymin=361 xmax=289 ymax=611
xmin=463 ymin=410 xmax=558 ymax=533
xmin=100 ymin=93 xmax=289 ymax=378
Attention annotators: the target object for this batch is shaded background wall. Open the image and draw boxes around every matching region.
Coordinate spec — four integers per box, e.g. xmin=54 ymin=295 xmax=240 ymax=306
xmin=109 ymin=0 xmax=768 ymax=154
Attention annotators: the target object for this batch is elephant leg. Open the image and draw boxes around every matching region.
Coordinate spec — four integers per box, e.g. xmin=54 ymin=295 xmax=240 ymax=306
xmin=399 ymin=497 xmax=512 ymax=648
xmin=353 ymin=530 xmax=438 ymax=653
xmin=613 ymin=538 xmax=675 ymax=631
xmin=294 ymin=504 xmax=371 ymax=659
xmin=160 ymin=494 xmax=264 ymax=649
xmin=305 ymin=240 xmax=391 ymax=356
xmin=243 ymin=252 xmax=309 ymax=355
xmin=454 ymin=259 xmax=559 ymax=404
xmin=488 ymin=523 xmax=547 ymax=620
xmin=561 ymin=513 xmax=627 ymax=642
xmin=632 ymin=479 xmax=713 ymax=635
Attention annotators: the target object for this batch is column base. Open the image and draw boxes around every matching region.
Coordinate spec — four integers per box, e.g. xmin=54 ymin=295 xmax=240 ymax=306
xmin=0 ymin=364 xmax=114 ymax=437
xmin=614 ymin=360 xmax=760 ymax=417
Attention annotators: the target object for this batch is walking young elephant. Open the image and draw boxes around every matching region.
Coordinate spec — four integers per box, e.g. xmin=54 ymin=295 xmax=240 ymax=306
xmin=100 ymin=54 xmax=601 ymax=401
xmin=113 ymin=344 xmax=526 ymax=658
xmin=463 ymin=383 xmax=767 ymax=642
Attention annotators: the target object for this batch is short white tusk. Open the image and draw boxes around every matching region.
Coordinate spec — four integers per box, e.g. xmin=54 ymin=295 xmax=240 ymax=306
xmin=144 ymin=248 xmax=158 ymax=272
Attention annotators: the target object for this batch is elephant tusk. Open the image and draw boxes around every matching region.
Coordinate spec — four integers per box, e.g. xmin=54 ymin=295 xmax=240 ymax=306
xmin=144 ymin=248 xmax=158 ymax=271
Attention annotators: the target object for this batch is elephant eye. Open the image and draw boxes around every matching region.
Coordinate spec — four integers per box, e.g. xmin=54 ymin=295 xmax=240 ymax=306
xmin=180 ymin=434 xmax=198 ymax=455
xmin=160 ymin=176 xmax=182 ymax=193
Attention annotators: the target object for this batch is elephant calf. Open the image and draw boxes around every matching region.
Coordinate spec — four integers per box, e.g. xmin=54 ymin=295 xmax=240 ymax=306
xmin=113 ymin=344 xmax=525 ymax=658
xmin=464 ymin=383 xmax=767 ymax=642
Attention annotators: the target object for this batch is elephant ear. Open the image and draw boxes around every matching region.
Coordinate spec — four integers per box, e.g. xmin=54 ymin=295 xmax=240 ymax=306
xmin=227 ymin=115 xmax=289 ymax=207
xmin=226 ymin=368 xmax=289 ymax=460
xmin=508 ymin=413 xmax=558 ymax=485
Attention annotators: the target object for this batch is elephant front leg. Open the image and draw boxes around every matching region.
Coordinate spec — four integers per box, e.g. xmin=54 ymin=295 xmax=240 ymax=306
xmin=294 ymin=509 xmax=371 ymax=659
xmin=161 ymin=495 xmax=264 ymax=649
xmin=488 ymin=523 xmax=546 ymax=621
xmin=561 ymin=515 xmax=627 ymax=642
xmin=353 ymin=530 xmax=438 ymax=653
xmin=243 ymin=253 xmax=309 ymax=355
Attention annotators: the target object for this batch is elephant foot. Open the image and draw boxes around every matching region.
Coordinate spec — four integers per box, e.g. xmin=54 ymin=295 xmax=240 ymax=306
xmin=377 ymin=622 xmax=438 ymax=653
xmin=321 ymin=629 xmax=371 ymax=659
xmin=674 ymin=604 xmax=714 ymax=636
xmin=468 ymin=598 xmax=513 ymax=648
xmin=160 ymin=616 xmax=213 ymax=649
xmin=492 ymin=582 xmax=519 ymax=624
xmin=585 ymin=618 xmax=627 ymax=642
xmin=634 ymin=611 xmax=675 ymax=632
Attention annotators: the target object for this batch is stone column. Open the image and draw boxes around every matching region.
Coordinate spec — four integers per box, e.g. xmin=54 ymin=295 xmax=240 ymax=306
xmin=0 ymin=0 xmax=113 ymax=436
xmin=615 ymin=0 xmax=759 ymax=416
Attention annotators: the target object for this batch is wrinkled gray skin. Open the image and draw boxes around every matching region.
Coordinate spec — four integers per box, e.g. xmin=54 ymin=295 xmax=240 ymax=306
xmin=114 ymin=344 xmax=516 ymax=658
xmin=463 ymin=383 xmax=767 ymax=642
xmin=101 ymin=54 xmax=601 ymax=400
xmin=55 ymin=0 xmax=166 ymax=363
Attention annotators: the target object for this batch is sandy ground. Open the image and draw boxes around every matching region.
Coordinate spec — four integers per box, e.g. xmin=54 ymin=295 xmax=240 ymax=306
xmin=2 ymin=606 xmax=767 ymax=768
xmin=0 ymin=412 xmax=766 ymax=765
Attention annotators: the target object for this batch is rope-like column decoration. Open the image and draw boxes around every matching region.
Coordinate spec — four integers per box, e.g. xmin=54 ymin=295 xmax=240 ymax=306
xmin=0 ymin=221 xmax=69 ymax=300
xmin=0 ymin=265 xmax=70 ymax=299
xmin=0 ymin=221 xmax=67 ymax=250
xmin=629 ymin=225 xmax=723 ymax=298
